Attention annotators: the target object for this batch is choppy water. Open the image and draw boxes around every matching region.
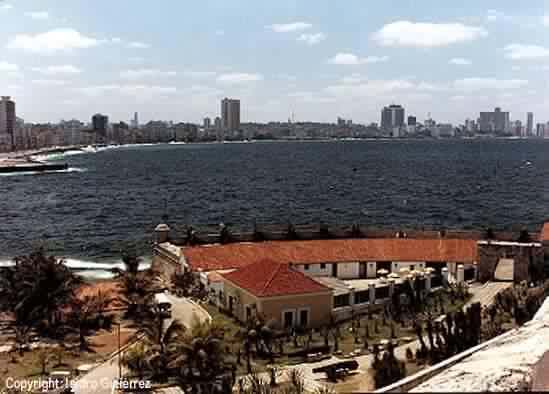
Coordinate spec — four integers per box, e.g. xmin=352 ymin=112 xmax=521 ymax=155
xmin=1 ymin=139 xmax=549 ymax=267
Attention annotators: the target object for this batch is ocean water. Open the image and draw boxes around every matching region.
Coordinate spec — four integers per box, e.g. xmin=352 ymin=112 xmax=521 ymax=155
xmin=1 ymin=139 xmax=549 ymax=267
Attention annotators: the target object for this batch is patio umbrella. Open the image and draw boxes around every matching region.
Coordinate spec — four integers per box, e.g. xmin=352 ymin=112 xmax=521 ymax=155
xmin=388 ymin=273 xmax=400 ymax=279
xmin=377 ymin=269 xmax=389 ymax=276
xmin=399 ymin=267 xmax=410 ymax=274
xmin=425 ymin=267 xmax=436 ymax=273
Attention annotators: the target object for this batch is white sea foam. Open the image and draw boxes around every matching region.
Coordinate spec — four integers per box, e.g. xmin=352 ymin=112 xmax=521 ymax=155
xmin=0 ymin=167 xmax=86 ymax=177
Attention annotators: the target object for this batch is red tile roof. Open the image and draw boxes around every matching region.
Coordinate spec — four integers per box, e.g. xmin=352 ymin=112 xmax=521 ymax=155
xmin=182 ymin=238 xmax=479 ymax=272
xmin=541 ymin=223 xmax=549 ymax=242
xmin=221 ymin=259 xmax=330 ymax=297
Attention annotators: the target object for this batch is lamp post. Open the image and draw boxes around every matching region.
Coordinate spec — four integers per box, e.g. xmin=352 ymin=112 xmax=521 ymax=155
xmin=117 ymin=322 xmax=121 ymax=381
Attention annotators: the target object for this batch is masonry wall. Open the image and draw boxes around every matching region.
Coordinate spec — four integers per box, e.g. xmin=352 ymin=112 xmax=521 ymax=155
xmin=477 ymin=243 xmax=543 ymax=282
xmin=260 ymin=292 xmax=333 ymax=329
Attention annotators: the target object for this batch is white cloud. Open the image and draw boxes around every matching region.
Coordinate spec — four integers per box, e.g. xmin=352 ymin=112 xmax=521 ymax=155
xmin=216 ymin=72 xmax=263 ymax=84
xmin=504 ymin=44 xmax=549 ymax=60
xmin=7 ymin=28 xmax=100 ymax=54
xmin=544 ymin=15 xmax=549 ymax=27
xmin=76 ymin=84 xmax=176 ymax=98
xmin=128 ymin=57 xmax=144 ymax=63
xmin=215 ymin=30 xmax=225 ymax=36
xmin=1 ymin=3 xmax=13 ymax=10
xmin=372 ymin=21 xmax=487 ymax=47
xmin=0 ymin=61 xmax=18 ymax=72
xmin=77 ymin=85 xmax=120 ymax=97
xmin=25 ymin=11 xmax=49 ymax=20
xmin=297 ymin=32 xmax=326 ymax=45
xmin=453 ymin=78 xmax=528 ymax=91
xmin=127 ymin=41 xmax=150 ymax=49
xmin=328 ymin=52 xmax=388 ymax=65
xmin=111 ymin=37 xmax=122 ymax=43
xmin=449 ymin=57 xmax=472 ymax=65
xmin=486 ymin=10 xmax=513 ymax=23
xmin=266 ymin=22 xmax=312 ymax=33
xmin=119 ymin=85 xmax=176 ymax=97
xmin=120 ymin=69 xmax=177 ymax=79
xmin=32 ymin=79 xmax=68 ymax=86
xmin=340 ymin=74 xmax=364 ymax=84
xmin=325 ymin=79 xmax=415 ymax=98
xmin=183 ymin=71 xmax=216 ymax=78
xmin=32 ymin=64 xmax=82 ymax=75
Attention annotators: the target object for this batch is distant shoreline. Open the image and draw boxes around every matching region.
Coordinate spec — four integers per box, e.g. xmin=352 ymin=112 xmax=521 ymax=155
xmin=2 ymin=135 xmax=546 ymax=162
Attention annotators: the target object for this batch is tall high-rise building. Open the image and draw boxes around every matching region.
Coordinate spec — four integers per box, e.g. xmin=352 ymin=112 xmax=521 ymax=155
xmin=131 ymin=112 xmax=139 ymax=129
xmin=479 ymin=107 xmax=510 ymax=133
xmin=203 ymin=117 xmax=211 ymax=129
xmin=92 ymin=113 xmax=109 ymax=137
xmin=527 ymin=112 xmax=534 ymax=136
xmin=221 ymin=98 xmax=240 ymax=131
xmin=381 ymin=104 xmax=405 ymax=130
xmin=0 ymin=96 xmax=16 ymax=150
xmin=407 ymin=116 xmax=417 ymax=126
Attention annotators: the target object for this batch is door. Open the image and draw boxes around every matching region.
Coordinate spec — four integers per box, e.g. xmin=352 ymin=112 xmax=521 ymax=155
xmin=332 ymin=263 xmax=338 ymax=278
xmin=359 ymin=263 xmax=367 ymax=279
xmin=299 ymin=309 xmax=309 ymax=327
xmin=284 ymin=311 xmax=294 ymax=329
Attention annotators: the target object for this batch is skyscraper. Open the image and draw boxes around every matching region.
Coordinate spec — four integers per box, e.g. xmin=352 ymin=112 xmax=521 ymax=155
xmin=0 ymin=96 xmax=16 ymax=150
xmin=479 ymin=107 xmax=510 ymax=134
xmin=131 ymin=112 xmax=139 ymax=129
xmin=381 ymin=104 xmax=405 ymax=131
xmin=203 ymin=117 xmax=211 ymax=129
xmin=527 ymin=112 xmax=534 ymax=137
xmin=92 ymin=113 xmax=109 ymax=137
xmin=221 ymin=98 xmax=240 ymax=131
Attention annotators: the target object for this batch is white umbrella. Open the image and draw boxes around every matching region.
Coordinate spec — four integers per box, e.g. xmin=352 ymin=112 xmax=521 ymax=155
xmin=377 ymin=269 xmax=389 ymax=275
xmin=425 ymin=267 xmax=436 ymax=273
xmin=399 ymin=267 xmax=410 ymax=274
xmin=388 ymin=273 xmax=400 ymax=279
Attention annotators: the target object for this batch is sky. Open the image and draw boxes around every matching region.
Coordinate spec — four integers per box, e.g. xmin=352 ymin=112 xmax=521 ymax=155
xmin=0 ymin=0 xmax=549 ymax=125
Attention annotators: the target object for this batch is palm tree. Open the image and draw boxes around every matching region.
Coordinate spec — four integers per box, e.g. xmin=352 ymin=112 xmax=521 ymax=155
xmin=172 ymin=318 xmax=232 ymax=385
xmin=113 ymin=252 xmax=154 ymax=319
xmin=122 ymin=342 xmax=149 ymax=379
xmin=1 ymin=248 xmax=82 ymax=335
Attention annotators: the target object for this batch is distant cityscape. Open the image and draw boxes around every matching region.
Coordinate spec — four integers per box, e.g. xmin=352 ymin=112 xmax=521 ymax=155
xmin=0 ymin=95 xmax=549 ymax=152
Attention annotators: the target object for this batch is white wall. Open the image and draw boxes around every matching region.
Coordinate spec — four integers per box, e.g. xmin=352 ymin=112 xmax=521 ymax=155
xmin=392 ymin=261 xmax=426 ymax=273
xmin=337 ymin=262 xmax=360 ymax=279
xmin=295 ymin=263 xmax=331 ymax=277
xmin=367 ymin=262 xmax=377 ymax=278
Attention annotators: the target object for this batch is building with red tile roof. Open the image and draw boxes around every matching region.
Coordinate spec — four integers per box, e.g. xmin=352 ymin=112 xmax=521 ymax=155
xmin=221 ymin=259 xmax=330 ymax=298
xmin=180 ymin=238 xmax=479 ymax=272
xmin=221 ymin=259 xmax=333 ymax=329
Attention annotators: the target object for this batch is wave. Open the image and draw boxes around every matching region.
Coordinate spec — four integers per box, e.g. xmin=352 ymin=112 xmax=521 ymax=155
xmin=0 ymin=167 xmax=86 ymax=177
xmin=0 ymin=257 xmax=151 ymax=272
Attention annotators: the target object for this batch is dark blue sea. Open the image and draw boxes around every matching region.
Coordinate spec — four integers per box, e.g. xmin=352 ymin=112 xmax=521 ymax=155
xmin=1 ymin=139 xmax=548 ymax=269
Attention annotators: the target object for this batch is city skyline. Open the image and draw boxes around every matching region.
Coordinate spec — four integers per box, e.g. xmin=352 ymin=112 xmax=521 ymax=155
xmin=0 ymin=1 xmax=549 ymax=124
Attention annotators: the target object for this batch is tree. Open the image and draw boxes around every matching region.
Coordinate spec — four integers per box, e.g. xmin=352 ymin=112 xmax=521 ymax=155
xmin=68 ymin=292 xmax=112 ymax=352
xmin=113 ymin=252 xmax=154 ymax=319
xmin=122 ymin=342 xmax=149 ymax=379
xmin=1 ymin=249 xmax=83 ymax=334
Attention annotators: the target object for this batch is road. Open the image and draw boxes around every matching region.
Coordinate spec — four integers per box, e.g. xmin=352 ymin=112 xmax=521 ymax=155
xmin=73 ymin=295 xmax=210 ymax=394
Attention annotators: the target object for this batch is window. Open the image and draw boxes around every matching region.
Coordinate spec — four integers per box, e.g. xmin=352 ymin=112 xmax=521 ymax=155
xmin=334 ymin=294 xmax=350 ymax=308
xmin=355 ymin=290 xmax=369 ymax=304
xmin=299 ymin=309 xmax=309 ymax=327
xmin=320 ymin=263 xmax=326 ymax=270
xmin=246 ymin=306 xmax=252 ymax=321
xmin=283 ymin=311 xmax=294 ymax=328
xmin=411 ymin=265 xmax=415 ymax=271
xmin=304 ymin=264 xmax=309 ymax=270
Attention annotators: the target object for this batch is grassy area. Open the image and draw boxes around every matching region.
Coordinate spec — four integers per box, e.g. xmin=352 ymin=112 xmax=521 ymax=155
xmin=0 ymin=325 xmax=136 ymax=392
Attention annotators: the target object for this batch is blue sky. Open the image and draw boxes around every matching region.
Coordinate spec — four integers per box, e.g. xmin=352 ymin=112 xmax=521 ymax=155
xmin=1 ymin=0 xmax=549 ymax=125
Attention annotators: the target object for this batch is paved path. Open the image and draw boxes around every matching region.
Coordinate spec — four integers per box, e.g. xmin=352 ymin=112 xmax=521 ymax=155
xmin=73 ymin=295 xmax=210 ymax=394
xmin=467 ymin=282 xmax=512 ymax=308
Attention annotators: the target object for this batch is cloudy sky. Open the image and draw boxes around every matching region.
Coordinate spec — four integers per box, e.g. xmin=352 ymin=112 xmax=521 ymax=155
xmin=1 ymin=0 xmax=549 ymax=125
